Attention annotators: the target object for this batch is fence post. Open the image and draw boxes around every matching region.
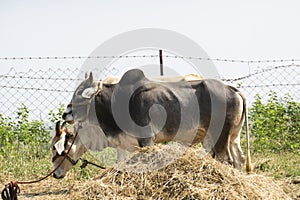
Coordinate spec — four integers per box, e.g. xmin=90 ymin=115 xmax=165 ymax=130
xmin=159 ymin=49 xmax=163 ymax=76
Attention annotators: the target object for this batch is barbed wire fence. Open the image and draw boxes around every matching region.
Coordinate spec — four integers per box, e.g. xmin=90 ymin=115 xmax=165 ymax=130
xmin=0 ymin=55 xmax=299 ymax=126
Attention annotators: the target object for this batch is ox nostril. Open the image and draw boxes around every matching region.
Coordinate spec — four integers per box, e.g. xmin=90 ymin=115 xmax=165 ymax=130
xmin=53 ymin=172 xmax=64 ymax=179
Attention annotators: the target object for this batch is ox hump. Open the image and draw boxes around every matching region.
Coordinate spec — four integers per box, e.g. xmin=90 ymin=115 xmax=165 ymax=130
xmin=118 ymin=68 xmax=146 ymax=86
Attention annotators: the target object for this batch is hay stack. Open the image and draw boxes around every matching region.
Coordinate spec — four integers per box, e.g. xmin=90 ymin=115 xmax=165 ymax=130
xmin=72 ymin=143 xmax=291 ymax=199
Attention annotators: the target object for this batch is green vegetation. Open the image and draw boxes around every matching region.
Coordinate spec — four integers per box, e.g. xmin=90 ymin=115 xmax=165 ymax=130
xmin=245 ymin=92 xmax=300 ymax=180
xmin=0 ymin=103 xmax=114 ymax=182
xmin=0 ymin=92 xmax=299 ymax=183
xmin=249 ymin=92 xmax=300 ymax=153
xmin=0 ymin=103 xmax=51 ymax=180
xmin=0 ymin=103 xmax=49 ymax=157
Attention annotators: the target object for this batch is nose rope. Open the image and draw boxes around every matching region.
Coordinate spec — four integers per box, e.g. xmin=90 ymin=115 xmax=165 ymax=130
xmin=51 ymin=151 xmax=78 ymax=166
xmin=79 ymin=158 xmax=106 ymax=169
xmin=1 ymin=122 xmax=80 ymax=200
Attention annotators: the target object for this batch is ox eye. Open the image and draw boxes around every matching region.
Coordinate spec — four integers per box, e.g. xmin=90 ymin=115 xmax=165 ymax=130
xmin=52 ymin=145 xmax=56 ymax=150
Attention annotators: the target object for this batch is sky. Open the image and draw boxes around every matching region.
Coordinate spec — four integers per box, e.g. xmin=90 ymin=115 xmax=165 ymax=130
xmin=0 ymin=0 xmax=300 ymax=78
xmin=0 ymin=0 xmax=299 ymax=122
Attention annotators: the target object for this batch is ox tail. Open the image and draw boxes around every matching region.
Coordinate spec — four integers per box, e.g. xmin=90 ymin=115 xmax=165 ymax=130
xmin=238 ymin=91 xmax=252 ymax=173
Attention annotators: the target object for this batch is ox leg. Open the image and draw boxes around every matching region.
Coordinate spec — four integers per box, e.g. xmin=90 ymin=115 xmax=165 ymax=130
xmin=211 ymin=129 xmax=232 ymax=166
xmin=229 ymin=131 xmax=245 ymax=170
xmin=202 ymin=131 xmax=231 ymax=165
xmin=202 ymin=132 xmax=215 ymax=155
xmin=213 ymin=146 xmax=231 ymax=165
xmin=138 ymin=137 xmax=154 ymax=147
xmin=228 ymin=92 xmax=246 ymax=170
xmin=117 ymin=147 xmax=127 ymax=162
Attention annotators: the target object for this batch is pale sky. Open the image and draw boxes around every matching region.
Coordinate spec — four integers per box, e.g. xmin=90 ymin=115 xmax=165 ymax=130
xmin=0 ymin=0 xmax=300 ymax=78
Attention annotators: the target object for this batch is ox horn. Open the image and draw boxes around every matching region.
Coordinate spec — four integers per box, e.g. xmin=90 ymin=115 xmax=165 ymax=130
xmin=55 ymin=121 xmax=61 ymax=137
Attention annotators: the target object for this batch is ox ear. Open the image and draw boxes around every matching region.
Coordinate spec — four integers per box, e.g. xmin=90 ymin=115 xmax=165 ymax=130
xmin=82 ymin=86 xmax=98 ymax=99
xmin=54 ymin=132 xmax=66 ymax=155
xmin=55 ymin=121 xmax=61 ymax=137
xmin=88 ymin=72 xmax=93 ymax=82
xmin=84 ymin=72 xmax=94 ymax=82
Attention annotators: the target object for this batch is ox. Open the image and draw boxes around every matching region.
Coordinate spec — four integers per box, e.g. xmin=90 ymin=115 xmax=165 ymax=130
xmin=52 ymin=73 xmax=204 ymax=178
xmin=54 ymin=69 xmax=251 ymax=178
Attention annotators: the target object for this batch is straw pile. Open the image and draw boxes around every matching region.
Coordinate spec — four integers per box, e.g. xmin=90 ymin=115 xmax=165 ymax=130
xmin=70 ymin=143 xmax=291 ymax=200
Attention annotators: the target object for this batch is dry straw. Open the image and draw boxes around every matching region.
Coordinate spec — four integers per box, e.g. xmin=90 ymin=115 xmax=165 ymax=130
xmin=15 ymin=143 xmax=295 ymax=199
xmin=71 ymin=143 xmax=291 ymax=200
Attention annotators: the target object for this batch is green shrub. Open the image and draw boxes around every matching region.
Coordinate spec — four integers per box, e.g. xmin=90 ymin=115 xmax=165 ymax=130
xmin=0 ymin=103 xmax=50 ymax=156
xmin=249 ymin=92 xmax=300 ymax=153
xmin=0 ymin=103 xmax=107 ymax=180
xmin=48 ymin=103 xmax=66 ymax=123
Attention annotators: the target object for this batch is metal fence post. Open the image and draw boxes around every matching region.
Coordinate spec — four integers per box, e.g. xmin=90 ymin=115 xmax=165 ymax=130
xmin=159 ymin=49 xmax=163 ymax=76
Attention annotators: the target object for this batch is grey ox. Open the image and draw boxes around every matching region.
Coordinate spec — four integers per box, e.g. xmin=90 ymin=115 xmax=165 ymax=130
xmin=52 ymin=69 xmax=251 ymax=178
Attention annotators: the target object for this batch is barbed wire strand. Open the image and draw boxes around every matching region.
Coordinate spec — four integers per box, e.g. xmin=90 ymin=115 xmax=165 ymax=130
xmin=0 ymin=55 xmax=300 ymax=63
xmin=222 ymin=64 xmax=300 ymax=82
xmin=1 ymin=64 xmax=299 ymax=82
xmin=0 ymin=85 xmax=74 ymax=93
xmin=0 ymin=55 xmax=158 ymax=60
xmin=0 ymin=83 xmax=299 ymax=92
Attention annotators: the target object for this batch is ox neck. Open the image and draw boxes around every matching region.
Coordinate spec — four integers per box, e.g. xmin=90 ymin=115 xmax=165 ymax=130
xmin=84 ymin=97 xmax=98 ymax=124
